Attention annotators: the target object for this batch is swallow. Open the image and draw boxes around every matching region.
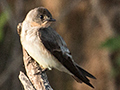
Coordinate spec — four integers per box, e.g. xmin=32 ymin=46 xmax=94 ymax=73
xmin=20 ymin=7 xmax=96 ymax=88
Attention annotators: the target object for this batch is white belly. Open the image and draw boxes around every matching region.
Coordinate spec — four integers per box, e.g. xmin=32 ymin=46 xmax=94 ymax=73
xmin=20 ymin=26 xmax=71 ymax=74
xmin=21 ymin=37 xmax=59 ymax=70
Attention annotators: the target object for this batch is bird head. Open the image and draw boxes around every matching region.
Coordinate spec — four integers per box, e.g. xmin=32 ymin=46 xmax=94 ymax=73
xmin=24 ymin=7 xmax=56 ymax=28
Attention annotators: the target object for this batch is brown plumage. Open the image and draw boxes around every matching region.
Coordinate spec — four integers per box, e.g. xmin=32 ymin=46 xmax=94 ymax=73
xmin=20 ymin=7 xmax=96 ymax=88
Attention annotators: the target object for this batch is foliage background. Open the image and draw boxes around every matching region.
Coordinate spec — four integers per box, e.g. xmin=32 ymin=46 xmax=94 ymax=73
xmin=0 ymin=0 xmax=120 ymax=90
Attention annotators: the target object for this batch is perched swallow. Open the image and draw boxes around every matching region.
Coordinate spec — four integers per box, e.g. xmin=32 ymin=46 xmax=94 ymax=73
xmin=20 ymin=7 xmax=96 ymax=88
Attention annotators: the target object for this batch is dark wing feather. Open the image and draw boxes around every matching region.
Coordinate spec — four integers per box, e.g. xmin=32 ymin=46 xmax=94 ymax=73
xmin=38 ymin=27 xmax=94 ymax=88
xmin=75 ymin=63 xmax=96 ymax=79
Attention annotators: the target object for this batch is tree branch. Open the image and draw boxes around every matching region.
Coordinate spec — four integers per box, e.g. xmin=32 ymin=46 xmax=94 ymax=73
xmin=19 ymin=71 xmax=36 ymax=90
xmin=17 ymin=23 xmax=53 ymax=90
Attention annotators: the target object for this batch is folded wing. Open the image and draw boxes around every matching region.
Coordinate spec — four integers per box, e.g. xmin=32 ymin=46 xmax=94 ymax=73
xmin=38 ymin=27 xmax=96 ymax=88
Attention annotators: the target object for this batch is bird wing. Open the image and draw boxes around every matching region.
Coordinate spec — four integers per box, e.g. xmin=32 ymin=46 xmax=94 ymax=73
xmin=38 ymin=27 xmax=94 ymax=88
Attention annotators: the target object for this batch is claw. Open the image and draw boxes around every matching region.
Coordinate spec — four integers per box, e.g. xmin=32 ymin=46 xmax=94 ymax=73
xmin=34 ymin=68 xmax=48 ymax=75
xmin=27 ymin=57 xmax=34 ymax=66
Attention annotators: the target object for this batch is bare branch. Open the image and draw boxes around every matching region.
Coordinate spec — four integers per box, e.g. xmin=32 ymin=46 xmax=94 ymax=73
xmin=19 ymin=71 xmax=36 ymax=90
xmin=17 ymin=23 xmax=53 ymax=90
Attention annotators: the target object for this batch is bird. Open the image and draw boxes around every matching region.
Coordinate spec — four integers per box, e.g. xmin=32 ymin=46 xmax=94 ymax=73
xmin=20 ymin=7 xmax=96 ymax=88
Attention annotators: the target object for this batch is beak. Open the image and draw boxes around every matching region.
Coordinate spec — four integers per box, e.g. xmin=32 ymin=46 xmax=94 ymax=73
xmin=45 ymin=18 xmax=56 ymax=22
xmin=48 ymin=18 xmax=56 ymax=22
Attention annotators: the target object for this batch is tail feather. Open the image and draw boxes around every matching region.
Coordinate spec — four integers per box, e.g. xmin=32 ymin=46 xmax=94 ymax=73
xmin=71 ymin=63 xmax=96 ymax=88
xmin=72 ymin=75 xmax=82 ymax=83
xmin=75 ymin=63 xmax=96 ymax=79
xmin=72 ymin=75 xmax=94 ymax=88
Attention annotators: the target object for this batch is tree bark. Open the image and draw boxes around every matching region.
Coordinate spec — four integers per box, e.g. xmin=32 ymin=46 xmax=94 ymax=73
xmin=17 ymin=23 xmax=53 ymax=90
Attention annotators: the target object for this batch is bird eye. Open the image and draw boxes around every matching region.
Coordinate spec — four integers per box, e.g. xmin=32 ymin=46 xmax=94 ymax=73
xmin=40 ymin=15 xmax=44 ymax=19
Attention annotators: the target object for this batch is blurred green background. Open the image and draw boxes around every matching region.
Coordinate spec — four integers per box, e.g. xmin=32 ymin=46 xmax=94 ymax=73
xmin=0 ymin=0 xmax=120 ymax=90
